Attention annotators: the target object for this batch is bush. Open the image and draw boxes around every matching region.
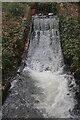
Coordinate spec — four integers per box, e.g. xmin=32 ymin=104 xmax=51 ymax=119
xmin=2 ymin=2 xmax=25 ymax=17
xmin=59 ymin=15 xmax=80 ymax=72
xmin=2 ymin=50 xmax=13 ymax=69
xmin=2 ymin=3 xmax=32 ymax=83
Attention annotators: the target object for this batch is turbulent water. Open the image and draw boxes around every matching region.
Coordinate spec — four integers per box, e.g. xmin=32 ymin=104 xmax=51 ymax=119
xmin=23 ymin=15 xmax=76 ymax=118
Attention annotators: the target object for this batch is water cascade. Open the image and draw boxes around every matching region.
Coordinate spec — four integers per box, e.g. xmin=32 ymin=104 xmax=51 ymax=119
xmin=23 ymin=15 xmax=76 ymax=118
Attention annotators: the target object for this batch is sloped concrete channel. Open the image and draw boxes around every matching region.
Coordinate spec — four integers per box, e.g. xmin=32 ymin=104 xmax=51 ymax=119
xmin=2 ymin=15 xmax=80 ymax=119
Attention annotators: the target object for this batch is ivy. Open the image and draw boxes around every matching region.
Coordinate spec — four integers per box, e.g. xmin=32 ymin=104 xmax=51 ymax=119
xmin=59 ymin=15 xmax=80 ymax=72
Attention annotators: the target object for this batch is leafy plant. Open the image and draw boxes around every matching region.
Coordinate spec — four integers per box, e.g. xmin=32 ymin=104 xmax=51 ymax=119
xmin=2 ymin=2 xmax=25 ymax=17
xmin=59 ymin=15 xmax=80 ymax=72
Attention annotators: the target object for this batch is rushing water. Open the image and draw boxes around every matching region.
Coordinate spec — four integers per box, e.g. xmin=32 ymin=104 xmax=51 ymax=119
xmin=23 ymin=15 xmax=76 ymax=118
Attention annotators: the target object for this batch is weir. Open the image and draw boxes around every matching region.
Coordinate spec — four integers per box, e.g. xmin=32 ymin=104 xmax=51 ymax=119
xmin=2 ymin=15 xmax=78 ymax=119
xmin=23 ymin=15 xmax=76 ymax=118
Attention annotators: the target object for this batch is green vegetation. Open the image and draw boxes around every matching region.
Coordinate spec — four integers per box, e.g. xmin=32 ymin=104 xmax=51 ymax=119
xmin=2 ymin=3 xmax=31 ymax=85
xmin=58 ymin=3 xmax=80 ymax=76
xmin=2 ymin=2 xmax=25 ymax=17
xmin=60 ymin=16 xmax=80 ymax=71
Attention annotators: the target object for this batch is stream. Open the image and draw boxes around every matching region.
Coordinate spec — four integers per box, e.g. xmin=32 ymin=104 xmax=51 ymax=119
xmin=2 ymin=15 xmax=79 ymax=119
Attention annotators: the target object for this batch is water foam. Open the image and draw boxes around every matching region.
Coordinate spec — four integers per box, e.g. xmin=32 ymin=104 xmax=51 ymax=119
xmin=23 ymin=67 xmax=75 ymax=118
xmin=23 ymin=16 xmax=75 ymax=118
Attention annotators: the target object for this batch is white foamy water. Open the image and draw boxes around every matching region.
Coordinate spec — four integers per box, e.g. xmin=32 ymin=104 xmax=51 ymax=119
xmin=23 ymin=67 xmax=75 ymax=118
xmin=23 ymin=16 xmax=75 ymax=118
